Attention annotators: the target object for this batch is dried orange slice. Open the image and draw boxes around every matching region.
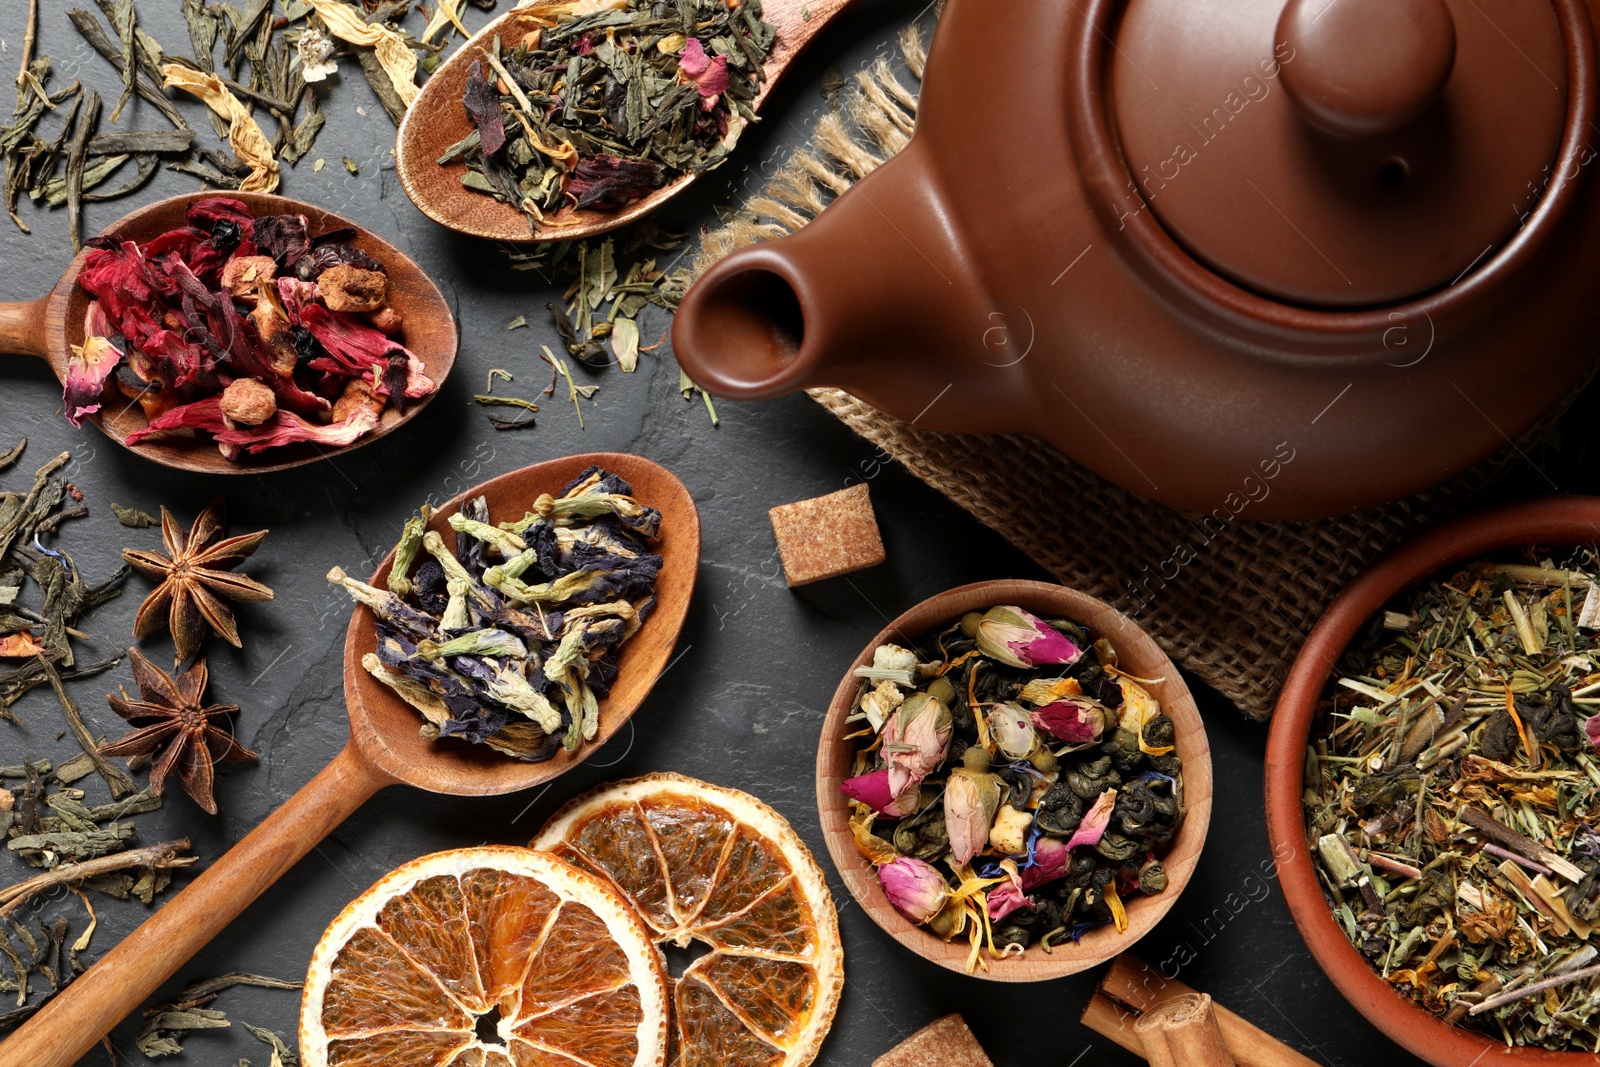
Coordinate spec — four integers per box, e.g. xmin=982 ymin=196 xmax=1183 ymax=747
xmin=533 ymin=773 xmax=843 ymax=1067
xmin=299 ymin=846 xmax=669 ymax=1067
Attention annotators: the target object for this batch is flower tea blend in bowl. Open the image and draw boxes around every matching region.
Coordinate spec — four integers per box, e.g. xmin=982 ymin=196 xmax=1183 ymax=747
xmin=1268 ymin=497 xmax=1600 ymax=1066
xmin=68 ymin=195 xmax=437 ymax=461
xmin=328 ymin=464 xmax=663 ymax=761
xmin=817 ymin=580 xmax=1211 ymax=980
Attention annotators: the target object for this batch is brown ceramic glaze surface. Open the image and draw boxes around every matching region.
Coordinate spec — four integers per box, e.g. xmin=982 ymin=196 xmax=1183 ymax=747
xmin=815 ymin=579 xmax=1212 ymax=981
xmin=0 ymin=453 xmax=700 ymax=1067
xmin=395 ymin=0 xmax=853 ymax=243
xmin=0 ymin=192 xmax=457 ymax=475
xmin=1277 ymin=0 xmax=1459 ymax=137
xmin=672 ymin=0 xmax=1600 ymax=520
xmin=1265 ymin=496 xmax=1600 ymax=1067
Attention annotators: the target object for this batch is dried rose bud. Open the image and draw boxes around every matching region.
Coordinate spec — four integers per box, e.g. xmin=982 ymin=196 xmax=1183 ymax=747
xmin=975 ymin=606 xmax=1083 ymax=669
xmin=317 ymin=264 xmax=388 ymax=313
xmin=841 ymin=768 xmax=918 ymax=817
xmin=219 ymin=378 xmax=277 ymax=427
xmin=1031 ymin=700 xmax=1106 ymax=743
xmin=1066 ymin=788 xmax=1118 ymax=851
xmin=879 ymin=856 xmax=950 ymax=925
xmin=989 ymin=702 xmax=1039 ymax=760
xmin=1587 ymin=713 xmax=1600 ymax=751
xmin=882 ymin=693 xmax=951 ymax=795
xmin=945 ymin=766 xmax=1003 ymax=867
xmin=220 ymin=255 xmax=278 ymax=298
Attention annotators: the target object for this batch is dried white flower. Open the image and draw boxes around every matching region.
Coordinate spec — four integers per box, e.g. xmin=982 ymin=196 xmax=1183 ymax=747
xmin=295 ymin=28 xmax=339 ymax=83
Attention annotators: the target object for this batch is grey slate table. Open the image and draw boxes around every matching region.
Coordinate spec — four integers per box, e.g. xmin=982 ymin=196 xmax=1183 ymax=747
xmin=0 ymin=2 xmax=1433 ymax=1063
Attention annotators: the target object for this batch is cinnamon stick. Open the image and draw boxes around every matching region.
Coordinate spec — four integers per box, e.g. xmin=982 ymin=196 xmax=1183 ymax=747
xmin=1152 ymin=994 xmax=1236 ymax=1067
xmin=1081 ymin=991 xmax=1142 ymax=1058
xmin=1131 ymin=1000 xmax=1182 ymax=1067
xmin=1083 ymin=954 xmax=1319 ymax=1067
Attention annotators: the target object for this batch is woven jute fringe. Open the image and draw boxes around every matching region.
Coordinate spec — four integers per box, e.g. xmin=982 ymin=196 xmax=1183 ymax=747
xmin=691 ymin=27 xmax=1541 ymax=719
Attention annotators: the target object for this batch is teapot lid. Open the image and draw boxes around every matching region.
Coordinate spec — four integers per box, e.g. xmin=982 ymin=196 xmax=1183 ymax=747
xmin=1109 ymin=0 xmax=1568 ymax=307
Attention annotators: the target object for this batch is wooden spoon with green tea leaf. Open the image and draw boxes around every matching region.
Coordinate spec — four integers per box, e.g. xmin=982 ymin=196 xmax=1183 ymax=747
xmin=0 ymin=191 xmax=457 ymax=475
xmin=395 ymin=0 xmax=855 ymax=243
xmin=0 ymin=452 xmax=701 ymax=1067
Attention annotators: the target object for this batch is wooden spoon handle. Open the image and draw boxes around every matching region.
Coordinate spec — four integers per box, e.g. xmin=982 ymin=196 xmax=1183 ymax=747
xmin=0 ymin=744 xmax=390 ymax=1067
xmin=0 ymin=298 xmax=49 ymax=360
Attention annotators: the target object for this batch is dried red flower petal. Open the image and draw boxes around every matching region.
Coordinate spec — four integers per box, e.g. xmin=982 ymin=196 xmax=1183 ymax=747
xmin=567 ymin=155 xmax=661 ymax=210
xmin=463 ymin=60 xmax=507 ymax=155
xmin=214 ymin=406 xmax=380 ymax=453
xmin=679 ymin=38 xmax=729 ymax=108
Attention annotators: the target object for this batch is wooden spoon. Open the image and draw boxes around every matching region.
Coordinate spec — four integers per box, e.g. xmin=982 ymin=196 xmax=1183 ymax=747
xmin=396 ymin=0 xmax=855 ymax=242
xmin=0 ymin=191 xmax=457 ymax=475
xmin=0 ymin=452 xmax=700 ymax=1067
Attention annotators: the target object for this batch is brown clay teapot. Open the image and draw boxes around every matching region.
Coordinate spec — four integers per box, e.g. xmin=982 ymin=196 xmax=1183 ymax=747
xmin=672 ymin=0 xmax=1600 ymax=520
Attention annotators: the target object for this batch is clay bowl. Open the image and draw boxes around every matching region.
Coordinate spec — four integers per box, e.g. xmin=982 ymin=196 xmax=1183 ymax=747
xmin=0 ymin=191 xmax=457 ymax=474
xmin=816 ymin=579 xmax=1213 ymax=981
xmin=394 ymin=0 xmax=853 ymax=242
xmin=1266 ymin=496 xmax=1600 ymax=1066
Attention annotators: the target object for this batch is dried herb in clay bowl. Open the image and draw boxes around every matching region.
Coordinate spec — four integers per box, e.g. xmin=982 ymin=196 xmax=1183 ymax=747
xmin=1268 ymin=497 xmax=1600 ymax=1066
xmin=817 ymin=580 xmax=1212 ymax=981
xmin=329 ymin=464 xmax=668 ymax=762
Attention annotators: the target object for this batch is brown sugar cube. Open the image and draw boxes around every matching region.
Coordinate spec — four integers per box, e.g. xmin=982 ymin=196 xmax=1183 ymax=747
xmin=768 ymin=483 xmax=886 ymax=587
xmin=873 ymin=1014 xmax=994 ymax=1067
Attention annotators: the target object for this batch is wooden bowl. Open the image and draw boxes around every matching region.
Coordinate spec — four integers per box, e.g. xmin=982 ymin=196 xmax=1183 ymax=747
xmin=1266 ymin=496 xmax=1600 ymax=1066
xmin=815 ymin=579 xmax=1213 ymax=981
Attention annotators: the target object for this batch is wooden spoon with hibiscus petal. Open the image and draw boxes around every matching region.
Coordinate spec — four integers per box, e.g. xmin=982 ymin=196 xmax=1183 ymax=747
xmin=0 ymin=191 xmax=456 ymax=474
xmin=395 ymin=0 xmax=855 ymax=243
xmin=0 ymin=452 xmax=701 ymax=1067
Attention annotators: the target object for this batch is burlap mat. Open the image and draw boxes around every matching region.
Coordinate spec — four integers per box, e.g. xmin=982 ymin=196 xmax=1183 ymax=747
xmin=691 ymin=27 xmax=1542 ymax=719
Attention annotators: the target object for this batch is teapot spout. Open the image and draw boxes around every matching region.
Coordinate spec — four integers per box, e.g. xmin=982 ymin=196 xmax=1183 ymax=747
xmin=673 ymin=146 xmax=974 ymax=412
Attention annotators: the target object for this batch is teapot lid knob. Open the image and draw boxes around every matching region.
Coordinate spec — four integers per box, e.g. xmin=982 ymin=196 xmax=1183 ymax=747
xmin=1278 ymin=0 xmax=1457 ymax=136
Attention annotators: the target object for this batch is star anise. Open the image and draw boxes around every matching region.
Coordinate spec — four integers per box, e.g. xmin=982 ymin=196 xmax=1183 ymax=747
xmin=122 ymin=499 xmax=274 ymax=665
xmin=99 ymin=648 xmax=258 ymax=814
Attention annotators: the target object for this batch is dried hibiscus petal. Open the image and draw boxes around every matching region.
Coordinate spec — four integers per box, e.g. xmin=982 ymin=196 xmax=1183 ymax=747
xmin=251 ymin=213 xmax=311 ymax=268
xmin=185 ymin=196 xmax=254 ymax=236
xmin=215 ymin=406 xmax=380 ymax=453
xmin=294 ymin=300 xmax=436 ymax=399
xmin=463 ymin=60 xmax=506 ymax=155
xmin=567 ymin=155 xmax=661 ymax=211
xmin=124 ymin=395 xmax=230 ymax=445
